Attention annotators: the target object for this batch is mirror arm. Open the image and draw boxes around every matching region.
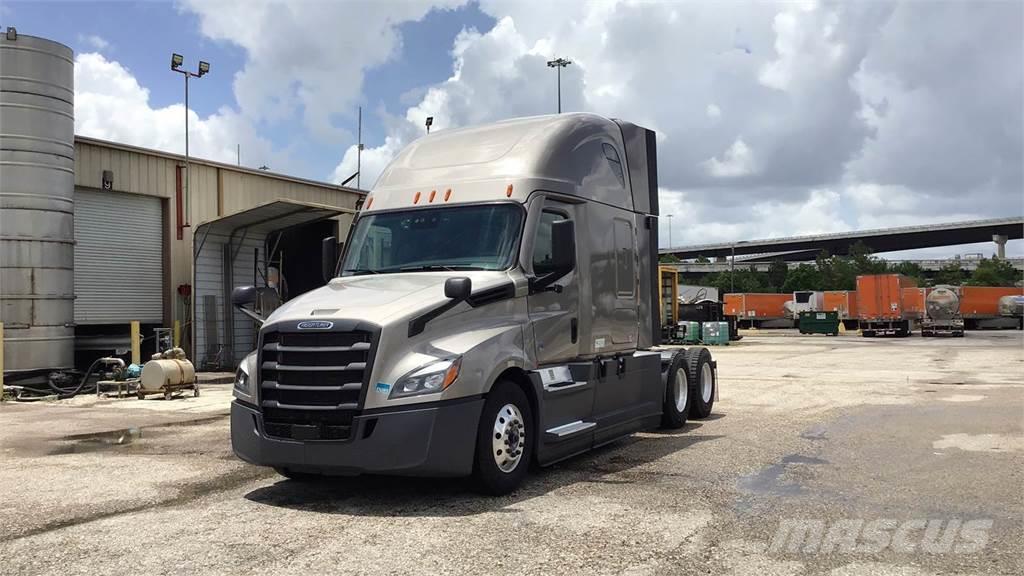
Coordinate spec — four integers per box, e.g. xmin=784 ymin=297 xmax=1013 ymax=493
xmin=235 ymin=304 xmax=264 ymax=326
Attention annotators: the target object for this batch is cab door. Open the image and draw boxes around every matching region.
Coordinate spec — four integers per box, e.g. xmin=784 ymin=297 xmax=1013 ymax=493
xmin=527 ymin=198 xmax=595 ymax=464
xmin=527 ymin=199 xmax=581 ymax=364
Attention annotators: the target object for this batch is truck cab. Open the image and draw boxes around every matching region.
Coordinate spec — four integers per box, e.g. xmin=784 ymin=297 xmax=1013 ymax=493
xmin=230 ymin=113 xmax=718 ymax=494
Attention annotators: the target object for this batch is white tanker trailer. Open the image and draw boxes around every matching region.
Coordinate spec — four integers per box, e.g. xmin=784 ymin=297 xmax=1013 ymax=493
xmin=921 ymin=285 xmax=965 ymax=337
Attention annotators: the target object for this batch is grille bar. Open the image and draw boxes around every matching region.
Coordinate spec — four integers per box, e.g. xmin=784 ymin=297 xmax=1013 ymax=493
xmin=263 ymin=342 xmax=371 ymax=353
xmin=261 ymin=400 xmax=359 ymax=411
xmin=261 ymin=380 xmax=363 ymax=393
xmin=262 ymin=361 xmax=366 ymax=372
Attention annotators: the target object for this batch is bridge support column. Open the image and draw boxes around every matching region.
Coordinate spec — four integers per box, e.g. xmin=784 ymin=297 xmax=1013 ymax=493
xmin=715 ymin=255 xmax=727 ymax=263
xmin=993 ymin=234 xmax=1008 ymax=259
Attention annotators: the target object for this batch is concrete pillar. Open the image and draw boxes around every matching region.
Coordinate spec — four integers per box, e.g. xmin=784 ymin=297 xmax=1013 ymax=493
xmin=715 ymin=255 xmax=727 ymax=263
xmin=993 ymin=234 xmax=1008 ymax=259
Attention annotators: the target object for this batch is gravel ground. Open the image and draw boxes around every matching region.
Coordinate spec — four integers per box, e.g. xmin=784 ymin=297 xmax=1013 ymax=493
xmin=0 ymin=331 xmax=1020 ymax=575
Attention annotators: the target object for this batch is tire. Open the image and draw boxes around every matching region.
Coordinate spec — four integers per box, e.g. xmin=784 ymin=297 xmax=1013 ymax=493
xmin=274 ymin=467 xmax=322 ymax=482
xmin=686 ymin=347 xmax=716 ymax=419
xmin=473 ymin=380 xmax=533 ymax=495
xmin=660 ymin=352 xmax=690 ymax=429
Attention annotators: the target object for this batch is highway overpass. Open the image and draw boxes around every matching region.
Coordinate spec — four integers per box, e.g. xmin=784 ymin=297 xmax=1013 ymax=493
xmin=661 ymin=217 xmax=1024 ymax=261
xmin=668 ymin=258 xmax=1024 ymax=275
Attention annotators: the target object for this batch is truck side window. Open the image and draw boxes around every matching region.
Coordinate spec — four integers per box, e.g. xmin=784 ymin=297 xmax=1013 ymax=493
xmin=532 ymin=210 xmax=567 ymax=275
xmin=603 ymin=143 xmax=625 ymax=187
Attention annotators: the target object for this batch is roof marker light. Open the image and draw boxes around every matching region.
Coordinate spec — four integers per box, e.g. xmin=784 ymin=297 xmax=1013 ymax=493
xmin=429 ymin=189 xmax=436 ymax=202
xmin=445 ymin=188 xmax=452 ymax=201
xmin=506 ymin=184 xmax=513 ymax=197
xmin=414 ymin=191 xmax=421 ymax=204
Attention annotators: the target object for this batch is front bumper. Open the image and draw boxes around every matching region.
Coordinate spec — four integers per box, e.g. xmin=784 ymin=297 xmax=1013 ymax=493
xmin=231 ymin=398 xmax=484 ymax=477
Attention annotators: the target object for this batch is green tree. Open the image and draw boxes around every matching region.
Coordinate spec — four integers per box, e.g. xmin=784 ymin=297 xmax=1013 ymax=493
xmin=782 ymin=264 xmax=822 ymax=292
xmin=934 ymin=261 xmax=966 ymax=286
xmin=695 ymin=255 xmax=710 ymax=263
xmin=848 ymin=241 xmax=887 ymax=275
xmin=890 ymin=261 xmax=925 ymax=286
xmin=659 ymin=253 xmax=681 ymax=264
xmin=968 ymin=257 xmax=1021 ymax=287
xmin=767 ymin=259 xmax=788 ymax=292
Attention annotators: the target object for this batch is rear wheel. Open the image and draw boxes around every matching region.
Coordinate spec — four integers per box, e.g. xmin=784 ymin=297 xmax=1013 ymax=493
xmin=473 ymin=380 xmax=533 ymax=495
xmin=660 ymin=352 xmax=690 ymax=429
xmin=686 ymin=347 xmax=716 ymax=419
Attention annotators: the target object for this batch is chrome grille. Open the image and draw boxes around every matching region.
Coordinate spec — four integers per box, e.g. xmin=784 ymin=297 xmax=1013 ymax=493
xmin=259 ymin=327 xmax=374 ymax=441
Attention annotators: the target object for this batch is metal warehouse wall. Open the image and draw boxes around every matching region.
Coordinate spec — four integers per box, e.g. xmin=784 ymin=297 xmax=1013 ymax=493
xmin=73 ymin=136 xmax=363 ymax=344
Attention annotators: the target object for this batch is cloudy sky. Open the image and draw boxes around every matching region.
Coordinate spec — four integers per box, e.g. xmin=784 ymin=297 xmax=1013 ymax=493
xmin=7 ymin=0 xmax=1022 ymax=257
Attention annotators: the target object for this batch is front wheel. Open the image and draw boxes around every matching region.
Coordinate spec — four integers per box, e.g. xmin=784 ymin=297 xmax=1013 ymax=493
xmin=473 ymin=380 xmax=534 ymax=495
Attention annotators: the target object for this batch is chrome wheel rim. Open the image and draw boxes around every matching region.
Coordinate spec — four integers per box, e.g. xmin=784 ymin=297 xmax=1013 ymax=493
xmin=701 ymin=362 xmax=713 ymax=403
xmin=674 ymin=368 xmax=689 ymax=412
xmin=492 ymin=403 xmax=526 ymax=473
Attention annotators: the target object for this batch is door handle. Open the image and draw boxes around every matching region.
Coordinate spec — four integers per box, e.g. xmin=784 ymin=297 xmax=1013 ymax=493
xmin=570 ymin=317 xmax=578 ymax=344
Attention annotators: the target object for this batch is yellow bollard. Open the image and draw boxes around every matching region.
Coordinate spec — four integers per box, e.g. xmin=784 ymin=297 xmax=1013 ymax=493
xmin=173 ymin=320 xmax=181 ymax=348
xmin=0 ymin=322 xmax=5 ymax=400
xmin=131 ymin=321 xmax=141 ymax=365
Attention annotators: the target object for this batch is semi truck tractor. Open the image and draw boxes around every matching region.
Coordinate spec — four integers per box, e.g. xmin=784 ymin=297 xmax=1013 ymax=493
xmin=229 ymin=113 xmax=718 ymax=494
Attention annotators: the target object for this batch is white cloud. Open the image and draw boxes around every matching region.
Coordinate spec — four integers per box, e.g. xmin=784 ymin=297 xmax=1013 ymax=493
xmin=703 ymin=138 xmax=756 ymax=178
xmin=73 ymin=52 xmax=284 ymax=171
xmin=78 ymin=34 xmax=109 ymax=52
xmin=181 ymin=0 xmax=467 ymax=142
xmin=705 ymin=104 xmax=721 ymax=119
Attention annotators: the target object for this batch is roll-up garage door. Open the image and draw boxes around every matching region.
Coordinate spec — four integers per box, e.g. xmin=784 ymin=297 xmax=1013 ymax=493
xmin=74 ymin=189 xmax=163 ymax=324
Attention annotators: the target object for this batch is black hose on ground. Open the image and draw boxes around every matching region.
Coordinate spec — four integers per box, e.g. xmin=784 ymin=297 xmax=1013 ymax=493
xmin=47 ymin=357 xmax=109 ymax=399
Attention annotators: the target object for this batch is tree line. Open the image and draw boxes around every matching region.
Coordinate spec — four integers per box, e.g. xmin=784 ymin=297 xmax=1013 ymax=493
xmin=660 ymin=241 xmax=1022 ymax=295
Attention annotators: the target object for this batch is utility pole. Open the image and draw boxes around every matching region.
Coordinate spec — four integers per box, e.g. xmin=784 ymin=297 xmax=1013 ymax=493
xmin=666 ymin=214 xmax=673 ymax=248
xmin=546 ymin=57 xmax=571 ymax=113
xmin=730 ymin=243 xmax=736 ymax=293
xmin=357 ymin=106 xmax=363 ymax=189
xmin=170 ymin=54 xmax=209 ymax=227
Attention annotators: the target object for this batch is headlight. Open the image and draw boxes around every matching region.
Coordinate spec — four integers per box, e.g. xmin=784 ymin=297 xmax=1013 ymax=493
xmin=389 ymin=357 xmax=461 ymax=399
xmin=233 ymin=352 xmax=256 ymax=400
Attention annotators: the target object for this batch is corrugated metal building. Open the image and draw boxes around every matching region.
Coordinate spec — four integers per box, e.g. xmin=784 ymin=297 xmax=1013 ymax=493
xmin=72 ymin=136 xmax=364 ymax=360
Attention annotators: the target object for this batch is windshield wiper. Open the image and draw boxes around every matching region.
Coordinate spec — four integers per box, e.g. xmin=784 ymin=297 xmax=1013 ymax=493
xmin=341 ymin=268 xmax=381 ymax=276
xmin=397 ymin=265 xmax=488 ymax=272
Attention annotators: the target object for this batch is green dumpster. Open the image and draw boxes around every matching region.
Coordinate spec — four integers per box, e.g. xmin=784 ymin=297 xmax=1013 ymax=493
xmin=701 ymin=321 xmax=730 ymax=345
xmin=683 ymin=321 xmax=701 ymax=343
xmin=798 ymin=311 xmax=840 ymax=335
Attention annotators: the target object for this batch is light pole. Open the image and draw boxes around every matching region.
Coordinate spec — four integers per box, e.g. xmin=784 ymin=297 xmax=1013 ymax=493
xmin=730 ymin=242 xmax=736 ymax=293
xmin=546 ymin=57 xmax=571 ymax=113
xmin=170 ymin=53 xmax=209 ymax=227
xmin=665 ymin=214 xmax=673 ymax=248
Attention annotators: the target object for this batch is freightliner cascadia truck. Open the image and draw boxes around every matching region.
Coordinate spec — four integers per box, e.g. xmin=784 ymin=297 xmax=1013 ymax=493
xmin=230 ymin=113 xmax=718 ymax=494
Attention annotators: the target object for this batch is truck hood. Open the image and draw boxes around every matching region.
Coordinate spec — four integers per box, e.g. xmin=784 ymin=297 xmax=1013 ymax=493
xmin=262 ymin=271 xmax=510 ymax=328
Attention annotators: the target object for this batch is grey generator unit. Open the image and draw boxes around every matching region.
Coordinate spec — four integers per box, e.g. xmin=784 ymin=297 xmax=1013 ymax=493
xmin=228 ymin=114 xmax=719 ymax=494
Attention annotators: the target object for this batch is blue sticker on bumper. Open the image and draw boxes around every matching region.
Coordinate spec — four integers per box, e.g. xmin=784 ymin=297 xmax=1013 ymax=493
xmin=375 ymin=382 xmax=391 ymax=394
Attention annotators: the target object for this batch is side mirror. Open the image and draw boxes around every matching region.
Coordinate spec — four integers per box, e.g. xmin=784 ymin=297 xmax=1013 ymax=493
xmin=231 ymin=285 xmax=264 ymax=325
xmin=321 ymin=236 xmax=338 ymax=282
xmin=550 ymin=219 xmax=576 ymax=274
xmin=232 ymin=285 xmax=258 ymax=306
xmin=444 ymin=277 xmax=472 ymax=302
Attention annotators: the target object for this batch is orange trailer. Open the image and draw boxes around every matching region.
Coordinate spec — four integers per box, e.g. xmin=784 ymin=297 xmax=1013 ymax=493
xmin=902 ymin=287 xmax=928 ymax=320
xmin=856 ymin=274 xmax=918 ymax=337
xmin=959 ymin=286 xmax=1024 ymax=318
xmin=724 ymin=293 xmax=792 ymax=324
xmin=823 ymin=290 xmax=858 ymax=320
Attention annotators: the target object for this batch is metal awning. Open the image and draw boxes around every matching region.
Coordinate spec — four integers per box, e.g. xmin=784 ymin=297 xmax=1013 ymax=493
xmin=191 ymin=200 xmax=356 ymax=370
xmin=193 ymin=200 xmax=351 ymax=260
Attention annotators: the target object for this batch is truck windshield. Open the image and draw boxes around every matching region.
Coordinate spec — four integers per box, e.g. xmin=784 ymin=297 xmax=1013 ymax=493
xmin=340 ymin=204 xmax=523 ymax=275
